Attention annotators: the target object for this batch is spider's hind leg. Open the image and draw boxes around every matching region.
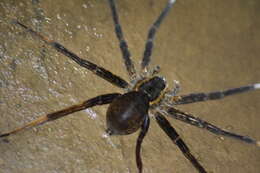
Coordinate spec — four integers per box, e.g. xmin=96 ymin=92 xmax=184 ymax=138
xmin=155 ymin=112 xmax=207 ymax=173
xmin=136 ymin=116 xmax=150 ymax=173
xmin=0 ymin=93 xmax=120 ymax=138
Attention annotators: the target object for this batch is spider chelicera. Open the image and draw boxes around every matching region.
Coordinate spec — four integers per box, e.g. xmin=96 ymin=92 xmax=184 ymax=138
xmin=1 ymin=0 xmax=259 ymax=172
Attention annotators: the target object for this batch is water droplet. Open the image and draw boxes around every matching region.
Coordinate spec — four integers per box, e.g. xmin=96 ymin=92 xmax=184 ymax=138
xmin=84 ymin=108 xmax=97 ymax=119
xmin=57 ymin=14 xmax=61 ymax=20
xmin=82 ymin=4 xmax=88 ymax=9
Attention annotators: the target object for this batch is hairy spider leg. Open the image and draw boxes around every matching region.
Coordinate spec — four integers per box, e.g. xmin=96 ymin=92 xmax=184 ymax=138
xmin=108 ymin=0 xmax=136 ymax=79
xmin=14 ymin=21 xmax=129 ymax=89
xmin=162 ymin=107 xmax=260 ymax=147
xmin=174 ymin=83 xmax=260 ymax=105
xmin=136 ymin=116 xmax=150 ymax=173
xmin=141 ymin=0 xmax=176 ymax=71
xmin=155 ymin=113 xmax=207 ymax=173
xmin=0 ymin=93 xmax=120 ymax=138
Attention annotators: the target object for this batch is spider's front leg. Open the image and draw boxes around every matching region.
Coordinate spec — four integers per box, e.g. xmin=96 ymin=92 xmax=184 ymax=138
xmin=107 ymin=0 xmax=136 ymax=79
xmin=141 ymin=0 xmax=176 ymax=72
xmin=13 ymin=21 xmax=129 ymax=89
xmin=174 ymin=83 xmax=260 ymax=105
xmin=0 ymin=93 xmax=120 ymax=138
xmin=161 ymin=107 xmax=260 ymax=147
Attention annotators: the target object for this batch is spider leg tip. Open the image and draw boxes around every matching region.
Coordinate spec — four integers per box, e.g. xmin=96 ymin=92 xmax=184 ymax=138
xmin=169 ymin=0 xmax=176 ymax=4
xmin=256 ymin=141 xmax=260 ymax=147
xmin=253 ymin=83 xmax=260 ymax=89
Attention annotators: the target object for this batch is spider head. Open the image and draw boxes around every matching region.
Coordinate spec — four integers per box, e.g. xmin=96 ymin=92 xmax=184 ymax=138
xmin=136 ymin=76 xmax=166 ymax=102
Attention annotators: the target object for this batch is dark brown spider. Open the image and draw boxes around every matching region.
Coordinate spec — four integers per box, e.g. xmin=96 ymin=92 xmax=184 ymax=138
xmin=0 ymin=0 xmax=259 ymax=172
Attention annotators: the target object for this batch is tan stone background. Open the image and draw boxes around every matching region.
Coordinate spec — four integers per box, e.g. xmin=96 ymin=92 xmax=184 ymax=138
xmin=0 ymin=0 xmax=259 ymax=172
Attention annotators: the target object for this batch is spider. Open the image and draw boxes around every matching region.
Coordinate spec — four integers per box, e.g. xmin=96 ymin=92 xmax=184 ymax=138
xmin=0 ymin=0 xmax=259 ymax=172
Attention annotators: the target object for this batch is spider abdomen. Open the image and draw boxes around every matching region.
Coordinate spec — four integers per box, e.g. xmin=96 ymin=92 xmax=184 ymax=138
xmin=106 ymin=91 xmax=150 ymax=135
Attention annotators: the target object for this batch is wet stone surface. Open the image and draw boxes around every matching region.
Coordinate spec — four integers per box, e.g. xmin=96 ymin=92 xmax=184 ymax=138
xmin=0 ymin=0 xmax=260 ymax=173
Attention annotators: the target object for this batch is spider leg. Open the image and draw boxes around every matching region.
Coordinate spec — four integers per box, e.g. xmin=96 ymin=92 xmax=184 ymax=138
xmin=14 ymin=21 xmax=129 ymax=89
xmin=136 ymin=116 xmax=150 ymax=173
xmin=141 ymin=0 xmax=176 ymax=71
xmin=0 ymin=93 xmax=120 ymax=138
xmin=107 ymin=0 xmax=136 ymax=79
xmin=174 ymin=83 xmax=260 ymax=105
xmin=155 ymin=112 xmax=207 ymax=173
xmin=162 ymin=107 xmax=260 ymax=147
